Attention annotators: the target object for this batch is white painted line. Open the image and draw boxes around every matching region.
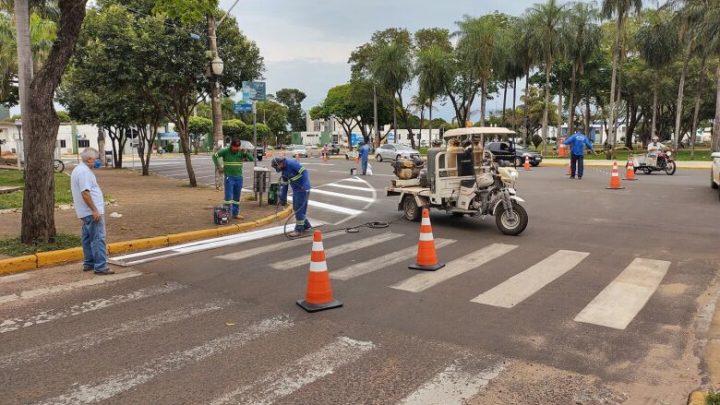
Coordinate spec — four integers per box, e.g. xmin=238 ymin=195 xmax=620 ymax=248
xmin=36 ymin=315 xmax=293 ymax=405
xmin=309 ymin=188 xmax=374 ymax=203
xmin=288 ymin=196 xmax=362 ymax=215
xmin=215 ymin=232 xmax=343 ymax=262
xmin=331 ymin=239 xmax=456 ymax=281
xmin=0 ymin=282 xmax=184 ymax=334
xmin=0 ymin=299 xmax=229 ymax=369
xmin=574 ymin=258 xmax=670 ymax=330
xmin=209 ymin=336 xmax=375 ymax=405
xmin=298 ymin=162 xmax=334 ymax=166
xmin=471 ymin=250 xmax=589 ymax=308
xmin=0 ymin=273 xmax=32 ymax=284
xmin=0 ymin=271 xmax=142 ymax=305
xmin=391 ymin=244 xmax=518 ymax=293
xmin=398 ymin=360 xmax=505 ymax=405
xmin=270 ymin=232 xmax=404 ymax=270
xmin=323 ymin=183 xmax=376 ymax=192
xmin=331 ymin=174 xmax=364 ymax=181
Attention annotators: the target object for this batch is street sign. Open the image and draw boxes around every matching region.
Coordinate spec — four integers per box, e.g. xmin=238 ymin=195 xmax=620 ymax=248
xmin=241 ymin=81 xmax=266 ymax=101
xmin=233 ymin=103 xmax=252 ymax=113
xmin=387 ymin=131 xmax=395 ymax=143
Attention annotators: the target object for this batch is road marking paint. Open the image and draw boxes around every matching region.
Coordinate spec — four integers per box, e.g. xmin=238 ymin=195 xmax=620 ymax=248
xmin=287 ymin=196 xmax=363 ymax=215
xmin=0 ymin=271 xmax=142 ymax=305
xmin=574 ymin=258 xmax=670 ymax=330
xmin=209 ymin=336 xmax=375 ymax=405
xmin=35 ymin=315 xmax=293 ymax=405
xmin=270 ymin=232 xmax=404 ymax=270
xmin=323 ymin=183 xmax=377 ymax=192
xmin=331 ymin=239 xmax=456 ymax=281
xmin=471 ymin=250 xmax=589 ymax=308
xmin=298 ymin=162 xmax=334 ymax=166
xmin=215 ymin=232 xmax=343 ymax=261
xmin=0 ymin=299 xmax=229 ymax=369
xmin=398 ymin=360 xmax=505 ymax=405
xmin=0 ymin=282 xmax=184 ymax=334
xmin=0 ymin=273 xmax=32 ymax=284
xmin=332 ymin=175 xmax=365 ymax=182
xmin=391 ymin=244 xmax=518 ymax=293
xmin=309 ymin=188 xmax=374 ymax=202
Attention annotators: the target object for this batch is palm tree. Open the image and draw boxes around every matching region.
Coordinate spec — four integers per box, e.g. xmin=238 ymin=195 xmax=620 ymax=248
xmin=416 ymin=45 xmax=450 ymax=142
xmin=370 ymin=42 xmax=413 ymax=146
xmin=634 ymin=9 xmax=679 ymax=143
xmin=527 ymin=0 xmax=566 ymax=153
xmin=602 ymin=0 xmax=642 ymax=157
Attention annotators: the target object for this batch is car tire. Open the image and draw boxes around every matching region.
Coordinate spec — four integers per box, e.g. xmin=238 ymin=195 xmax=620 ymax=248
xmin=514 ymin=157 xmax=523 ymax=167
xmin=712 ymin=169 xmax=718 ymax=189
xmin=376 ymin=154 xmax=383 ymax=162
xmin=530 ymin=162 xmax=539 ymax=167
xmin=396 ymin=154 xmax=402 ymax=161
xmin=345 ymin=154 xmax=349 ymax=160
xmin=402 ymin=195 xmax=421 ymax=222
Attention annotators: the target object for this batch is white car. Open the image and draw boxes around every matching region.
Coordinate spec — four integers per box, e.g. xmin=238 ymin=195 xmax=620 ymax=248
xmin=711 ymin=152 xmax=720 ymax=200
xmin=287 ymin=145 xmax=308 ymax=158
xmin=375 ymin=144 xmax=420 ymax=162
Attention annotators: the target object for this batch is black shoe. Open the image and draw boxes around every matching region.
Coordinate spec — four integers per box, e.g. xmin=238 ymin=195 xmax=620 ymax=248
xmin=82 ymin=266 xmax=93 ymax=272
xmin=94 ymin=270 xmax=115 ymax=275
xmin=569 ymin=176 xmax=575 ymax=179
xmin=577 ymin=177 xmax=582 ymax=180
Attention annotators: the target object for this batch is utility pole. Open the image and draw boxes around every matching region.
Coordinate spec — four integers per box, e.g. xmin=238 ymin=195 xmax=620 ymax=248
xmin=373 ymin=84 xmax=378 ymax=147
xmin=207 ymin=14 xmax=223 ymax=150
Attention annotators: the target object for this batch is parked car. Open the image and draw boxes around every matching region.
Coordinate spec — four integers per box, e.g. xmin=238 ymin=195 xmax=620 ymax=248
xmin=375 ymin=144 xmax=420 ymax=162
xmin=329 ymin=143 xmax=340 ymax=155
xmin=287 ymin=144 xmax=308 ymax=158
xmin=711 ymin=152 xmax=720 ymax=200
xmin=486 ymin=141 xmax=543 ymax=167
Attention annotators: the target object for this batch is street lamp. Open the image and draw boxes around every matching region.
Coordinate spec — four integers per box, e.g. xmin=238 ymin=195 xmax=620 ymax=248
xmin=210 ymin=56 xmax=224 ymax=76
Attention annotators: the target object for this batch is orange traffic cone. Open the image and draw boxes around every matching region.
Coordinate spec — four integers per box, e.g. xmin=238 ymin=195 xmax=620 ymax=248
xmin=523 ymin=155 xmax=531 ymax=171
xmin=624 ymin=158 xmax=637 ymax=181
xmin=409 ymin=208 xmax=445 ymax=271
xmin=606 ymin=161 xmax=625 ymax=190
xmin=297 ymin=230 xmax=343 ymax=312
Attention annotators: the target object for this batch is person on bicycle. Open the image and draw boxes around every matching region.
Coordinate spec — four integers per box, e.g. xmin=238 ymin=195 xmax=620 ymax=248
xmin=212 ymin=138 xmax=253 ymax=220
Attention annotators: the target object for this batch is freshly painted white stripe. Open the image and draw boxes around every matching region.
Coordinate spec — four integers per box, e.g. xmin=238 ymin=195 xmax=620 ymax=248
xmin=0 ymin=300 xmax=229 ymax=369
xmin=399 ymin=361 xmax=505 ymax=405
xmin=309 ymin=261 xmax=327 ymax=272
xmin=574 ymin=258 xmax=670 ymax=330
xmin=335 ymin=176 xmax=366 ymax=182
xmin=471 ymin=250 xmax=589 ymax=308
xmin=418 ymin=233 xmax=434 ymax=241
xmin=391 ymin=244 xmax=518 ymax=293
xmin=110 ymin=222 xmax=326 ymax=266
xmin=270 ymin=232 xmax=404 ymax=270
xmin=36 ymin=315 xmax=293 ymax=405
xmin=309 ymin=188 xmax=374 ymax=203
xmin=331 ymin=239 xmax=456 ymax=281
xmin=0 ymin=282 xmax=184 ymax=334
xmin=324 ymin=183 xmax=376 ymax=192
xmin=0 ymin=273 xmax=32 ymax=284
xmin=209 ymin=336 xmax=375 ymax=405
xmin=298 ymin=162 xmax=334 ymax=166
xmin=287 ymin=196 xmax=362 ymax=215
xmin=0 ymin=271 xmax=142 ymax=305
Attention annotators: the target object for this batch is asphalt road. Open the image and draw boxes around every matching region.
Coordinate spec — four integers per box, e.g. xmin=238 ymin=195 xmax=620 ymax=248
xmin=2 ymin=157 xmax=719 ymax=404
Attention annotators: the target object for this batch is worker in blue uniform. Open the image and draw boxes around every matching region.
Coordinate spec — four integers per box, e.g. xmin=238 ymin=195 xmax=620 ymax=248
xmin=271 ymin=156 xmax=312 ymax=237
xmin=358 ymin=142 xmax=370 ymax=175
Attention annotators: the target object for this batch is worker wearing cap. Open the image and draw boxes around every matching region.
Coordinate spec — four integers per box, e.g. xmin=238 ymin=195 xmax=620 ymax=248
xmin=271 ymin=156 xmax=312 ymax=237
xmin=212 ymin=138 xmax=253 ymax=219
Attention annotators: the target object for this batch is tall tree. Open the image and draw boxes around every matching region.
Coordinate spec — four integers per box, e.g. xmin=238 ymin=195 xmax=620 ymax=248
xmin=415 ymin=28 xmax=452 ymax=143
xmin=275 ymin=88 xmax=307 ymax=132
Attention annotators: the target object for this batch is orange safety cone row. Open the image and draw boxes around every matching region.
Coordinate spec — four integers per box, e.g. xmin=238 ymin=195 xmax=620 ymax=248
xmin=409 ymin=208 xmax=445 ymax=271
xmin=523 ymin=155 xmax=531 ymax=171
xmin=297 ymin=230 xmax=343 ymax=312
xmin=606 ymin=161 xmax=625 ymax=190
xmin=624 ymin=158 xmax=637 ymax=181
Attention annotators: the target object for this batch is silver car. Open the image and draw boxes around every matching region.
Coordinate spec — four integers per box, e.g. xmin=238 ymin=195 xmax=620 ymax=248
xmin=287 ymin=145 xmax=308 ymax=158
xmin=375 ymin=144 xmax=420 ymax=162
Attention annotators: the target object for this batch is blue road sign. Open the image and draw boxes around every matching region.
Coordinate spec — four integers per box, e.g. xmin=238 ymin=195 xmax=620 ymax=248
xmin=241 ymin=81 xmax=266 ymax=101
xmin=234 ymin=103 xmax=252 ymax=113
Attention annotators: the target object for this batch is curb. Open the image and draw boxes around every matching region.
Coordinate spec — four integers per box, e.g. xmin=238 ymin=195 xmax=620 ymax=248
xmin=0 ymin=206 xmax=293 ymax=276
xmin=688 ymin=390 xmax=706 ymax=405
xmin=539 ymin=159 xmax=711 ymax=169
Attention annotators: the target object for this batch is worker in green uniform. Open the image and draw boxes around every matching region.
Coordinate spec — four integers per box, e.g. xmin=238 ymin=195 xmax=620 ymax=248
xmin=212 ymin=138 xmax=253 ymax=219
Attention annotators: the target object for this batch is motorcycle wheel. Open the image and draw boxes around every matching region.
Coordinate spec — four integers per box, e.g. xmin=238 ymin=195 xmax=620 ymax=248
xmin=665 ymin=161 xmax=676 ymax=175
xmin=495 ymin=201 xmax=528 ymax=236
xmin=53 ymin=160 xmax=65 ymax=173
xmin=402 ymin=195 xmax=421 ymax=222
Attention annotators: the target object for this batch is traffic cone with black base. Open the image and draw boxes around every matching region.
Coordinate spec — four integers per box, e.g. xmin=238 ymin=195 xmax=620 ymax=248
xmin=297 ymin=230 xmax=343 ymax=312
xmin=523 ymin=155 xmax=531 ymax=171
xmin=606 ymin=161 xmax=625 ymax=190
xmin=624 ymin=158 xmax=637 ymax=181
xmin=409 ymin=208 xmax=445 ymax=271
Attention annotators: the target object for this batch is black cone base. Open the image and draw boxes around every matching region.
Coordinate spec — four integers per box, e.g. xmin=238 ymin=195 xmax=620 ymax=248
xmin=408 ymin=262 xmax=445 ymax=271
xmin=297 ymin=299 xmax=343 ymax=313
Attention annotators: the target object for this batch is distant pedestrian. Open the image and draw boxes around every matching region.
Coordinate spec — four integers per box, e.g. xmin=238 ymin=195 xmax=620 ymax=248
xmin=71 ymin=148 xmax=112 ymax=275
xmin=563 ymin=130 xmax=595 ymax=179
xmin=271 ymin=156 xmax=312 ymax=237
xmin=359 ymin=142 xmax=370 ymax=175
xmin=212 ymin=138 xmax=253 ymax=219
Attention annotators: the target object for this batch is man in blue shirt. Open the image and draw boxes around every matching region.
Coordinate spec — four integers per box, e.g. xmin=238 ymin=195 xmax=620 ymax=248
xmin=563 ymin=130 xmax=595 ymax=179
xmin=358 ymin=142 xmax=370 ymax=175
xmin=271 ymin=156 xmax=312 ymax=237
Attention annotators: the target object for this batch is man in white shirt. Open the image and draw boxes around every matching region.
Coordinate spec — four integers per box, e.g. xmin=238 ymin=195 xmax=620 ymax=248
xmin=71 ymin=148 xmax=112 ymax=275
xmin=647 ymin=136 xmax=666 ymax=167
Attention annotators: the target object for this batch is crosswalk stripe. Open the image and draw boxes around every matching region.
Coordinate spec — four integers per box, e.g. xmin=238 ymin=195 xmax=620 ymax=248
xmin=574 ymin=258 xmax=670 ymax=330
xmin=391 ymin=244 xmax=518 ymax=293
xmin=270 ymin=232 xmax=404 ymax=270
xmin=288 ymin=196 xmax=363 ymax=215
xmin=323 ymin=183 xmax=375 ymax=192
xmin=309 ymin=188 xmax=374 ymax=202
xmin=0 ymin=282 xmax=184 ymax=334
xmin=398 ymin=360 xmax=505 ymax=405
xmin=331 ymin=239 xmax=457 ymax=281
xmin=470 ymin=250 xmax=589 ymax=308
xmin=209 ymin=336 xmax=375 ymax=405
xmin=0 ymin=300 xmax=230 ymax=369
xmin=215 ymin=232 xmax=343 ymax=262
xmin=35 ymin=315 xmax=294 ymax=405
xmin=338 ymin=176 xmax=366 ymax=182
xmin=0 ymin=271 xmax=142 ymax=305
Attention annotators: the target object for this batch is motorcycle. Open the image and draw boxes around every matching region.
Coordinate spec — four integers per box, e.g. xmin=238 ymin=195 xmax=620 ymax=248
xmin=631 ymin=151 xmax=676 ymax=175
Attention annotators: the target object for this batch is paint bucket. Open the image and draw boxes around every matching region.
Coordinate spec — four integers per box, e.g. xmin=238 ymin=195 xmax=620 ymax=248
xmin=350 ymin=168 xmax=357 ymax=176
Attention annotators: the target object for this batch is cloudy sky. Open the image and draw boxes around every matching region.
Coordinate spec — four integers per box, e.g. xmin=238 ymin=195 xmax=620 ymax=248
xmin=223 ymin=0 xmax=538 ymax=121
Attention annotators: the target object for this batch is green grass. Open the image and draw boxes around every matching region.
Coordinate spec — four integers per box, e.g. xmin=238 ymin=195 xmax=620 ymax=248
xmin=0 ymin=233 xmax=82 ymax=256
xmin=707 ymin=390 xmax=720 ymax=405
xmin=0 ymin=170 xmax=73 ymax=210
xmin=536 ymin=147 xmax=714 ymax=161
